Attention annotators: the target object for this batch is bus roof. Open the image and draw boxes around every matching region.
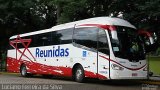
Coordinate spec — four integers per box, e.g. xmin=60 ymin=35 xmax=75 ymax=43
xmin=10 ymin=17 xmax=136 ymax=39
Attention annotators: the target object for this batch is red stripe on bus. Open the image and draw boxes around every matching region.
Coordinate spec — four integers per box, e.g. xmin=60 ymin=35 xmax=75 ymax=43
xmin=9 ymin=35 xmax=36 ymax=62
xmin=138 ymin=30 xmax=151 ymax=37
xmin=7 ymin=57 xmax=107 ymax=79
xmin=78 ymin=24 xmax=116 ymax=31
xmin=99 ymin=55 xmax=146 ymax=71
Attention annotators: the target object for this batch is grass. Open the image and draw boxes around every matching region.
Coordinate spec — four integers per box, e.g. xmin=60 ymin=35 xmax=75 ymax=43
xmin=148 ymin=56 xmax=160 ymax=75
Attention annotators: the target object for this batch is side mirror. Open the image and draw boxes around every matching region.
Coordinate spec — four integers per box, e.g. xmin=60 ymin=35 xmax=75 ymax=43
xmin=151 ymin=32 xmax=158 ymax=44
xmin=138 ymin=29 xmax=159 ymax=53
xmin=138 ymin=30 xmax=153 ymax=44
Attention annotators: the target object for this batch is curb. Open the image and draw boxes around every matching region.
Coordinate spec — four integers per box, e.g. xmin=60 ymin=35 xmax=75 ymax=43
xmin=0 ymin=72 xmax=20 ymax=75
xmin=152 ymin=75 xmax=160 ymax=77
xmin=141 ymin=81 xmax=160 ymax=85
xmin=140 ymin=80 xmax=160 ymax=85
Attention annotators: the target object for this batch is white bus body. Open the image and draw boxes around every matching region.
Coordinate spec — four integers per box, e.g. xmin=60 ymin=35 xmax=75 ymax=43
xmin=7 ymin=17 xmax=147 ymax=82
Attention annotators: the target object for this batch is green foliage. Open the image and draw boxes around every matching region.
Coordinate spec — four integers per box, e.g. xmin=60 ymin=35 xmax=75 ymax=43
xmin=0 ymin=0 xmax=57 ymax=51
xmin=0 ymin=0 xmax=160 ymax=51
xmin=54 ymin=0 xmax=87 ymax=24
xmin=56 ymin=0 xmax=119 ymax=24
xmin=149 ymin=57 xmax=160 ymax=75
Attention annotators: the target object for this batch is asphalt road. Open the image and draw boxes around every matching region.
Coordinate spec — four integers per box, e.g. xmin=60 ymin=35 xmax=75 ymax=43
xmin=0 ymin=73 xmax=159 ymax=90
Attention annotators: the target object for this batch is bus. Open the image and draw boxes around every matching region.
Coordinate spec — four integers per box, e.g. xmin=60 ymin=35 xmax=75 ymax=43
xmin=7 ymin=17 xmax=154 ymax=82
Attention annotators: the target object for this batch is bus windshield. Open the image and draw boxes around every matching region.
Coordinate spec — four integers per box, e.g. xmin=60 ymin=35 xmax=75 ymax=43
xmin=109 ymin=26 xmax=146 ymax=61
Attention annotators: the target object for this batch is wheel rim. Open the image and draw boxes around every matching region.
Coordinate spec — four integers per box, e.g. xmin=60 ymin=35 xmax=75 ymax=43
xmin=76 ymin=68 xmax=82 ymax=80
xmin=21 ymin=66 xmax=26 ymax=76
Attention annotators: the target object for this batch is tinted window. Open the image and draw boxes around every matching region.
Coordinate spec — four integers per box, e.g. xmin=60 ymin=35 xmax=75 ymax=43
xmin=57 ymin=29 xmax=73 ymax=44
xmin=22 ymin=35 xmax=37 ymax=47
xmin=36 ymin=32 xmax=52 ymax=46
xmin=73 ymin=27 xmax=98 ymax=50
xmin=9 ymin=36 xmax=33 ymax=49
xmin=98 ymin=29 xmax=109 ymax=54
xmin=109 ymin=26 xmax=145 ymax=60
xmin=8 ymin=28 xmax=73 ymax=49
xmin=51 ymin=29 xmax=73 ymax=45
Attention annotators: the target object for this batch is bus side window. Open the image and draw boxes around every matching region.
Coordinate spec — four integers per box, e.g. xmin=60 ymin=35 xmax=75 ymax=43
xmin=37 ymin=33 xmax=52 ymax=46
xmin=51 ymin=28 xmax=73 ymax=45
xmin=57 ymin=29 xmax=73 ymax=44
xmin=98 ymin=29 xmax=109 ymax=55
xmin=73 ymin=27 xmax=98 ymax=50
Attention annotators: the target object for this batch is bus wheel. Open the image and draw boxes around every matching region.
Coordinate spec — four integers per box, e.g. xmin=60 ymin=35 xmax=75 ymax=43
xmin=74 ymin=65 xmax=85 ymax=83
xmin=20 ymin=64 xmax=28 ymax=77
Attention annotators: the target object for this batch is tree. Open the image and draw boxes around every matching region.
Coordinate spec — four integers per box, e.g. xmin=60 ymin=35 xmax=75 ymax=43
xmin=55 ymin=0 xmax=120 ymax=24
xmin=0 ymin=0 xmax=57 ymax=50
xmin=111 ymin=0 xmax=160 ymax=46
xmin=0 ymin=0 xmax=159 ymax=51
xmin=0 ymin=0 xmax=35 ymax=50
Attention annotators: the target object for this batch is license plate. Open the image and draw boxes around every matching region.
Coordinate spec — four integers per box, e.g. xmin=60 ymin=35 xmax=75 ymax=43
xmin=132 ymin=73 xmax=137 ymax=76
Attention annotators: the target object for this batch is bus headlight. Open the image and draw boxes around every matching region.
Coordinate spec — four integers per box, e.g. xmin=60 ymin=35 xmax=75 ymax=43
xmin=111 ymin=64 xmax=124 ymax=70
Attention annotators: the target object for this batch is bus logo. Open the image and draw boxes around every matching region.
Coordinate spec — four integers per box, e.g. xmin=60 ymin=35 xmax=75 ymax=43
xmin=83 ymin=51 xmax=87 ymax=57
xmin=35 ymin=46 xmax=69 ymax=58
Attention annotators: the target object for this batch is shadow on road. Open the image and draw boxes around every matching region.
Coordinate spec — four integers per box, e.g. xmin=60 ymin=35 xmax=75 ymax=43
xmin=85 ymin=78 xmax=141 ymax=86
xmin=18 ymin=74 xmax=141 ymax=86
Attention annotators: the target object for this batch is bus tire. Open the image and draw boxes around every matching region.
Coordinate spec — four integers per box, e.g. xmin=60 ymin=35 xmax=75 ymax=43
xmin=20 ymin=64 xmax=29 ymax=77
xmin=74 ymin=65 xmax=85 ymax=83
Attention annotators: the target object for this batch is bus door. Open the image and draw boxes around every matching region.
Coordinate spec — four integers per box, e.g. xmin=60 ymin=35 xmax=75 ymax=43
xmin=73 ymin=26 xmax=98 ymax=78
xmin=97 ymin=29 xmax=110 ymax=80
